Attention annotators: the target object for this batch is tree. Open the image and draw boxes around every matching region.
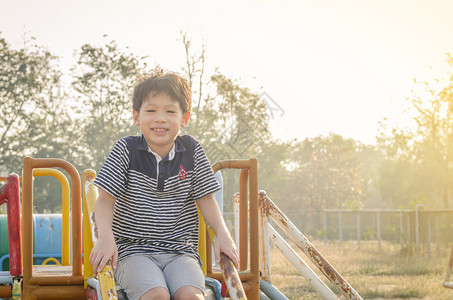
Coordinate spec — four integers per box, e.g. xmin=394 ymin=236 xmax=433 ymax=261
xmin=0 ymin=36 xmax=70 ymax=174
xmin=71 ymin=37 xmax=144 ymax=170
xmin=0 ymin=35 xmax=81 ymax=212
xmin=377 ymin=54 xmax=453 ymax=208
xmin=254 ymin=139 xmax=292 ymax=206
xmin=179 ymin=33 xmax=272 ymax=209
xmin=287 ymin=134 xmax=367 ymax=210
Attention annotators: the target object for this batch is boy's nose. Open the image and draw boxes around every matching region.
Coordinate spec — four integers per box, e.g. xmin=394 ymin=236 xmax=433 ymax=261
xmin=154 ymin=113 xmax=167 ymax=122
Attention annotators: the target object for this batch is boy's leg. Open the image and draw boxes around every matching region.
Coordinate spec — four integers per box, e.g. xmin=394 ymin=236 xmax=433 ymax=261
xmin=173 ymin=285 xmax=204 ymax=300
xmin=162 ymin=254 xmax=205 ymax=299
xmin=173 ymin=286 xmax=204 ymax=300
xmin=139 ymin=287 xmax=170 ymax=300
xmin=115 ymin=254 xmax=170 ymax=300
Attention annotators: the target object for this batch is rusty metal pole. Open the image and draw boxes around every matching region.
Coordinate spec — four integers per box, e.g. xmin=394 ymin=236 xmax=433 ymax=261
xmin=22 ymin=157 xmax=34 ymax=293
xmin=234 ymin=193 xmax=240 ymax=250
xmin=262 ymin=193 xmax=363 ymax=300
xmin=258 ymin=191 xmax=271 ymax=281
xmin=268 ymin=225 xmax=339 ymax=300
xmin=249 ymin=159 xmax=260 ymax=300
xmin=211 ymin=159 xmax=260 ymax=300
xmin=239 ymin=169 xmax=249 ymax=271
xmin=207 ymin=227 xmax=247 ymax=300
xmin=22 ymin=157 xmax=84 ymax=300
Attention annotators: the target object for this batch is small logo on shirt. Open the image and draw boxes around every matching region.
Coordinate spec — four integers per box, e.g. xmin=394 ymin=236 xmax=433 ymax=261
xmin=178 ymin=165 xmax=187 ymax=180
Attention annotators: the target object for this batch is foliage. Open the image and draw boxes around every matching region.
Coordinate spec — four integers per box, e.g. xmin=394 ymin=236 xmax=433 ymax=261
xmin=285 ymin=134 xmax=368 ymax=210
xmin=0 ymin=35 xmax=80 ymax=212
xmin=0 ymin=36 xmax=71 ymax=174
xmin=377 ymin=54 xmax=453 ymax=208
xmin=179 ymin=33 xmax=273 ymax=209
xmin=71 ymin=37 xmax=143 ymax=170
xmin=254 ymin=139 xmax=292 ymax=203
xmin=7 ymin=31 xmax=446 ymax=213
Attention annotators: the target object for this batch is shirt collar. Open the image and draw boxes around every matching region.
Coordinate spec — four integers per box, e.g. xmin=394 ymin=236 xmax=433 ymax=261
xmin=149 ymin=144 xmax=175 ymax=162
xmin=137 ymin=135 xmax=187 ymax=156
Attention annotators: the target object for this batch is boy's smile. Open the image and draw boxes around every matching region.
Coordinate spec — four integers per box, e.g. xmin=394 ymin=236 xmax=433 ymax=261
xmin=133 ymin=92 xmax=190 ymax=158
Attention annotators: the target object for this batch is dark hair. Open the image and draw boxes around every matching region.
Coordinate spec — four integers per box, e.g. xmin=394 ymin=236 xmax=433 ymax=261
xmin=133 ymin=69 xmax=192 ymax=113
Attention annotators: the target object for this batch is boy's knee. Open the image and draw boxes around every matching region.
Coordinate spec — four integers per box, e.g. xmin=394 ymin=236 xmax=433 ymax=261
xmin=173 ymin=286 xmax=204 ymax=300
xmin=139 ymin=287 xmax=170 ymax=300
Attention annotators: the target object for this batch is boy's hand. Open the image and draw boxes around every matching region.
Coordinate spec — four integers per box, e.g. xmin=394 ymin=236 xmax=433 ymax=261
xmin=214 ymin=232 xmax=240 ymax=269
xmin=89 ymin=235 xmax=118 ymax=276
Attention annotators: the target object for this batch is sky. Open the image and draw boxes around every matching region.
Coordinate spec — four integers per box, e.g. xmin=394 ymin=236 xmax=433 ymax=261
xmin=1 ymin=0 xmax=453 ymax=145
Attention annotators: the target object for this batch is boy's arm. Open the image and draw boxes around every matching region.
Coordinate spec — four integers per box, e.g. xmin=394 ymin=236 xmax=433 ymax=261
xmin=197 ymin=194 xmax=239 ymax=268
xmin=89 ymin=188 xmax=118 ymax=276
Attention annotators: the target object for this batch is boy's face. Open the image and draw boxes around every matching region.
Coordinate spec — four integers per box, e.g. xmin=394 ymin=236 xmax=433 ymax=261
xmin=133 ymin=92 xmax=190 ymax=157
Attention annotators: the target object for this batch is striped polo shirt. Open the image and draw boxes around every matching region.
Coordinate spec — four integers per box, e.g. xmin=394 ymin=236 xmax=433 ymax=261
xmin=93 ymin=134 xmax=221 ymax=262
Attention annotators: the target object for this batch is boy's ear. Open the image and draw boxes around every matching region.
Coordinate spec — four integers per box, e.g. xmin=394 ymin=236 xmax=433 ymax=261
xmin=180 ymin=111 xmax=190 ymax=128
xmin=133 ymin=110 xmax=140 ymax=126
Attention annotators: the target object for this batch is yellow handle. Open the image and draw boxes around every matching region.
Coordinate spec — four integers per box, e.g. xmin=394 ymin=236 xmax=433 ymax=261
xmin=98 ymin=260 xmax=118 ymax=300
xmin=41 ymin=257 xmax=61 ymax=266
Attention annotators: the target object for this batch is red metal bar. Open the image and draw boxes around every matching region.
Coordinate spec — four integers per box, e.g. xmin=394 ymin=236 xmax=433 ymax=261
xmin=0 ymin=174 xmax=22 ymax=276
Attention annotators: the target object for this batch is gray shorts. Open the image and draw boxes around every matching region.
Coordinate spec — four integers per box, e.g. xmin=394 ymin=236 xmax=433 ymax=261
xmin=114 ymin=253 xmax=205 ymax=300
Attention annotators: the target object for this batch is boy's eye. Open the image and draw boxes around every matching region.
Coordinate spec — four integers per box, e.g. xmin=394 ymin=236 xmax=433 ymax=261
xmin=167 ymin=111 xmax=176 ymax=113
xmin=146 ymin=110 xmax=156 ymax=112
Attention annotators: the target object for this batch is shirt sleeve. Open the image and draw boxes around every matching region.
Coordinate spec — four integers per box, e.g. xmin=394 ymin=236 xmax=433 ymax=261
xmin=93 ymin=138 xmax=130 ymax=199
xmin=189 ymin=142 xmax=221 ymax=201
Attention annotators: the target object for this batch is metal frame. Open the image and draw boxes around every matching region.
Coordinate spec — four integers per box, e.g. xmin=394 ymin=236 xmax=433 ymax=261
xmin=22 ymin=157 xmax=85 ymax=299
xmin=0 ymin=174 xmax=21 ymax=277
xmin=0 ymin=174 xmax=21 ymax=299
xmin=82 ymin=169 xmax=118 ymax=299
xmin=32 ymin=168 xmax=71 ymax=266
xmin=206 ymin=159 xmax=260 ymax=300
xmin=258 ymin=191 xmax=363 ymax=300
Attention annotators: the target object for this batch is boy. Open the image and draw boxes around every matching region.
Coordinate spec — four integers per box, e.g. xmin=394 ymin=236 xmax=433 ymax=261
xmin=89 ymin=70 xmax=239 ymax=300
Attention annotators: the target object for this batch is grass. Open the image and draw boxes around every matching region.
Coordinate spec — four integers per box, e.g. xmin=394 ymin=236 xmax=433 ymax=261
xmin=3 ymin=240 xmax=452 ymax=299
xmin=269 ymin=240 xmax=452 ymax=299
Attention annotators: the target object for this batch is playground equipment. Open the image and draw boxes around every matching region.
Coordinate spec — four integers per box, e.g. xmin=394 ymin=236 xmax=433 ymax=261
xmin=82 ymin=162 xmax=253 ymax=300
xmin=256 ymin=191 xmax=363 ymax=300
xmin=0 ymin=157 xmax=250 ymax=299
xmin=0 ymin=174 xmax=21 ymax=299
xmin=206 ymin=160 xmax=260 ymax=299
xmin=0 ymin=169 xmax=70 ymax=272
xmin=21 ymin=157 xmax=85 ymax=299
xmin=1 ymin=214 xmax=65 ymax=271
xmin=0 ymin=156 xmax=364 ymax=299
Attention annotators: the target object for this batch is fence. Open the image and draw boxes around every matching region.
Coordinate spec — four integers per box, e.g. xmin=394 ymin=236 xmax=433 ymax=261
xmin=224 ymin=208 xmax=453 ymax=258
